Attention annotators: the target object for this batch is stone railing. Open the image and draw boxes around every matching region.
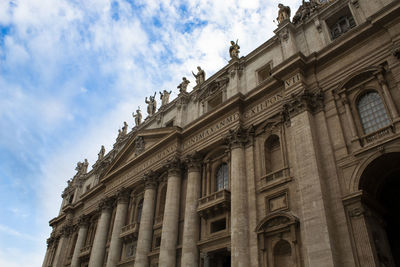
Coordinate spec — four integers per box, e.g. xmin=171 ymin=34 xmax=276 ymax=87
xmin=197 ymin=189 xmax=230 ymax=218
xmin=120 ymin=222 xmax=139 ymax=240
xmin=360 ymin=125 xmax=394 ymax=145
xmin=79 ymin=245 xmax=92 ymax=257
xmin=262 ymin=167 xmax=289 ymax=183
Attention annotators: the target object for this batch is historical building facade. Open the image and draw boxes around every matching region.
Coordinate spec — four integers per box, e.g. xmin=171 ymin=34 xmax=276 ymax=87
xmin=43 ymin=0 xmax=400 ymax=266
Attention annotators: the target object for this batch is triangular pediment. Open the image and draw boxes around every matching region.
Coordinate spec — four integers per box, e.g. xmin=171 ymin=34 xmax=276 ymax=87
xmin=102 ymin=126 xmax=179 ymax=178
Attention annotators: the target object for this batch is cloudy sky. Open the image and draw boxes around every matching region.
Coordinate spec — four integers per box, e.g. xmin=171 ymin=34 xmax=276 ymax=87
xmin=0 ymin=0 xmax=301 ymax=265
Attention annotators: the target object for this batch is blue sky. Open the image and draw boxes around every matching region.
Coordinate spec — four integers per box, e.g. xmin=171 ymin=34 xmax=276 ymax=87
xmin=0 ymin=0 xmax=300 ymax=265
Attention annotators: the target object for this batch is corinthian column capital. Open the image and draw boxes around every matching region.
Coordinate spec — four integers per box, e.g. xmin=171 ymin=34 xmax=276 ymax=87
xmin=165 ymin=156 xmax=181 ymax=176
xmin=184 ymin=152 xmax=202 ymax=172
xmin=143 ymin=171 xmax=158 ymax=190
xmin=77 ymin=214 xmax=90 ymax=227
xmin=98 ymin=197 xmax=114 ymax=212
xmin=116 ymin=187 xmax=130 ymax=204
xmin=225 ymin=126 xmax=254 ymax=149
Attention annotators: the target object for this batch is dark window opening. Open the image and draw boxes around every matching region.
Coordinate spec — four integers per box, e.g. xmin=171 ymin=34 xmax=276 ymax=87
xmin=258 ymin=64 xmax=271 ymax=83
xmin=211 ymin=218 xmax=226 ymax=233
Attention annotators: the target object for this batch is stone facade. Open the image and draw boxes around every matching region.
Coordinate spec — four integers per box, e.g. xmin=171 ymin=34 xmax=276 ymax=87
xmin=43 ymin=0 xmax=400 ymax=266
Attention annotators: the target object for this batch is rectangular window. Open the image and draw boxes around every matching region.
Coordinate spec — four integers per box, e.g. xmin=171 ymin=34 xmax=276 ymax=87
xmin=211 ymin=218 xmax=226 ymax=233
xmin=257 ymin=64 xmax=271 ymax=84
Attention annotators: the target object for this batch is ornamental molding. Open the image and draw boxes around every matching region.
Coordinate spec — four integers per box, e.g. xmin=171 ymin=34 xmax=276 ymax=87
xmin=282 ymin=90 xmax=324 ymax=120
xmin=195 ymin=74 xmax=230 ymax=102
xmin=184 ymin=151 xmax=202 ymax=172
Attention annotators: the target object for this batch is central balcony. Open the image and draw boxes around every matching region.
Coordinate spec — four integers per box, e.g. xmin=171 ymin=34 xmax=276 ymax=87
xmin=120 ymin=222 xmax=139 ymax=241
xmin=197 ymin=189 xmax=230 ymax=219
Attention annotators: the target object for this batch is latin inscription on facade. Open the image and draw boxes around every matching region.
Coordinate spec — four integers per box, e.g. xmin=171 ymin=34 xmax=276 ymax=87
xmin=244 ymin=93 xmax=283 ymax=119
xmin=183 ymin=112 xmax=240 ymax=149
xmin=284 ymin=73 xmax=301 ymax=89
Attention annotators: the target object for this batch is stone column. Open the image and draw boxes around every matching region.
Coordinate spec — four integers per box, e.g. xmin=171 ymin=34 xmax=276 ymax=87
xmin=71 ymin=215 xmax=89 ymax=267
xmin=134 ymin=173 xmax=157 ymax=267
xmin=42 ymin=235 xmax=55 ymax=267
xmin=106 ymin=188 xmax=130 ymax=267
xmin=377 ymin=72 xmax=399 ymax=119
xmin=88 ymin=197 xmax=114 ymax=267
xmin=226 ymin=127 xmax=250 ymax=267
xmin=159 ymin=158 xmax=182 ymax=267
xmin=181 ymin=153 xmax=202 ymax=267
xmin=53 ymin=225 xmax=72 ymax=267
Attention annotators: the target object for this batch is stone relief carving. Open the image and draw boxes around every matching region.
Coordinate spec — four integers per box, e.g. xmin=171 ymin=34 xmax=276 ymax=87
xmin=145 ymin=93 xmax=157 ymax=116
xmin=277 ymin=4 xmax=291 ymax=24
xmin=177 ymin=77 xmax=190 ymax=93
xmin=195 ymin=74 xmax=229 ymax=102
xmin=134 ymin=136 xmax=145 ymax=156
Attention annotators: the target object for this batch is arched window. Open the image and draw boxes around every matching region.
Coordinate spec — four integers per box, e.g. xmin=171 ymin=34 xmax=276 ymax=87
xmin=265 ymin=135 xmax=283 ymax=174
xmin=357 ymin=91 xmax=390 ymax=134
xmin=216 ymin=163 xmax=229 ymax=191
xmin=274 ymin=239 xmax=293 ymax=267
xmin=136 ymin=199 xmax=143 ymax=223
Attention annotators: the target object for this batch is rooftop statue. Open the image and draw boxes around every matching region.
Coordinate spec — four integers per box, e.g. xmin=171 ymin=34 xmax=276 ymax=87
xmin=122 ymin=121 xmax=128 ymax=135
xmin=292 ymin=0 xmax=320 ymax=24
xmin=229 ymin=40 xmax=240 ymax=60
xmin=192 ymin=66 xmax=206 ymax=85
xmin=98 ymin=145 xmax=105 ymax=161
xmin=75 ymin=159 xmax=89 ymax=175
xmin=177 ymin=77 xmax=190 ymax=93
xmin=277 ymin=3 xmax=291 ymax=24
xmin=159 ymin=90 xmax=172 ymax=106
xmin=145 ymin=93 xmax=157 ymax=116
xmin=132 ymin=107 xmax=142 ymax=126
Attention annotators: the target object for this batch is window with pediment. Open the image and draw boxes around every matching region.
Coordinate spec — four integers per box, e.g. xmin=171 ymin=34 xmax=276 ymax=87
xmin=357 ymin=91 xmax=390 ymax=134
